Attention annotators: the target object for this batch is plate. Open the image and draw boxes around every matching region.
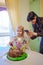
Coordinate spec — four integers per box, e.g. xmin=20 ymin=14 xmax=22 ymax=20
xmin=7 ymin=52 xmax=28 ymax=61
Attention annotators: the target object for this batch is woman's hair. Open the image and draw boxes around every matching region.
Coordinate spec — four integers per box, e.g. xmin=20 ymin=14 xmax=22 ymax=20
xmin=27 ymin=11 xmax=38 ymax=22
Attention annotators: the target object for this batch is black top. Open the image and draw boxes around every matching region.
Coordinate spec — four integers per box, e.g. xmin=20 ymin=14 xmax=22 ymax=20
xmin=31 ymin=17 xmax=43 ymax=39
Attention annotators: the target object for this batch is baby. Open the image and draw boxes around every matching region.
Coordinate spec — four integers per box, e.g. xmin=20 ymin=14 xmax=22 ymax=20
xmin=8 ymin=25 xmax=29 ymax=57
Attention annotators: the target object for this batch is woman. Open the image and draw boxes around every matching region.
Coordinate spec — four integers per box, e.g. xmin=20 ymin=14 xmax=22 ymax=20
xmin=26 ymin=11 xmax=43 ymax=54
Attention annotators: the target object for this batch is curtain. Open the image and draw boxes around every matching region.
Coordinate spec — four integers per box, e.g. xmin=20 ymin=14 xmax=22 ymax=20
xmin=5 ymin=0 xmax=19 ymax=31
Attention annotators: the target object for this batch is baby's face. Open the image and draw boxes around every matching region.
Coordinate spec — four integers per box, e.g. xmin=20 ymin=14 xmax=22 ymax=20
xmin=17 ymin=28 xmax=23 ymax=36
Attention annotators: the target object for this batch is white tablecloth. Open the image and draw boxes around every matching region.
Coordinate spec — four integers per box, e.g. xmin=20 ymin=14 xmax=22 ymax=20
xmin=0 ymin=47 xmax=43 ymax=65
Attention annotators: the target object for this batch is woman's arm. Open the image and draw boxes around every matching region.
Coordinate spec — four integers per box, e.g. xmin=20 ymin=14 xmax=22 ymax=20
xmin=31 ymin=31 xmax=43 ymax=39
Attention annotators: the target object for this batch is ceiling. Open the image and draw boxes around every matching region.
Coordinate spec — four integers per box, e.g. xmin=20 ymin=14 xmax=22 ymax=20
xmin=0 ymin=0 xmax=6 ymax=6
xmin=0 ymin=0 xmax=5 ymax=3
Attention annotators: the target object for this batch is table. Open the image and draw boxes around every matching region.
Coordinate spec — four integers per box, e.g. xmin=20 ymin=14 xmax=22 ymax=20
xmin=0 ymin=47 xmax=43 ymax=65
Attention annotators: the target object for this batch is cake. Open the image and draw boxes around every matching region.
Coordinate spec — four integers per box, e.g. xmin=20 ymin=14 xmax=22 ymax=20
xmin=8 ymin=47 xmax=24 ymax=58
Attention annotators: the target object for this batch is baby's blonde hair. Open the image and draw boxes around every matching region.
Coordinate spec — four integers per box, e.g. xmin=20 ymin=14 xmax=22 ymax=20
xmin=17 ymin=25 xmax=24 ymax=31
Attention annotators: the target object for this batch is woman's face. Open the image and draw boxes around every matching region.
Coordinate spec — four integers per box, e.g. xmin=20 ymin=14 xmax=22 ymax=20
xmin=31 ymin=16 xmax=36 ymax=24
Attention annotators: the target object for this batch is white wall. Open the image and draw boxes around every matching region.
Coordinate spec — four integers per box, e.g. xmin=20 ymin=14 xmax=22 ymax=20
xmin=40 ymin=0 xmax=43 ymax=16
xmin=18 ymin=0 xmax=31 ymax=30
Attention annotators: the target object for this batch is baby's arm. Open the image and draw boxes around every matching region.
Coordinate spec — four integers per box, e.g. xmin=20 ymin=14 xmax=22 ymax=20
xmin=24 ymin=36 xmax=30 ymax=49
xmin=9 ymin=37 xmax=16 ymax=46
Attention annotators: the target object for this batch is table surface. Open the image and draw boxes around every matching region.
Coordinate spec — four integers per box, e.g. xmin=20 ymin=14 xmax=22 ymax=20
xmin=0 ymin=47 xmax=43 ymax=65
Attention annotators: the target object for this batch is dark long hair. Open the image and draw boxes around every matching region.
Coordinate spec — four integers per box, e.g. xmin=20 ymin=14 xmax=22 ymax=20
xmin=27 ymin=11 xmax=38 ymax=22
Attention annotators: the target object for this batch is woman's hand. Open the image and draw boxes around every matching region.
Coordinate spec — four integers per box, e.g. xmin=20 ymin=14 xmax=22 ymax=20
xmin=26 ymin=30 xmax=37 ymax=37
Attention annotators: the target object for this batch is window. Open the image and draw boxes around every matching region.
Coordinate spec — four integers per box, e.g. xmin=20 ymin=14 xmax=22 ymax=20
xmin=0 ymin=7 xmax=15 ymax=47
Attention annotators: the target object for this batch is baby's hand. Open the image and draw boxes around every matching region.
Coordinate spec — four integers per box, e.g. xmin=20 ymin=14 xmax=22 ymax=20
xmin=21 ymin=46 xmax=26 ymax=52
xmin=11 ymin=46 xmax=17 ymax=50
xmin=9 ymin=42 xmax=13 ymax=46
